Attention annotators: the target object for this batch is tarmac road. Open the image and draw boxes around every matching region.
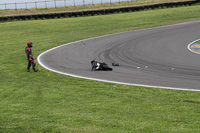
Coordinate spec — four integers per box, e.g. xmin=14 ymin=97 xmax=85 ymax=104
xmin=38 ymin=20 xmax=200 ymax=91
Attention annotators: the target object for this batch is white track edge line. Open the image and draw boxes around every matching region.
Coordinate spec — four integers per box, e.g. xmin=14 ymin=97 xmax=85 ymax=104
xmin=187 ymin=39 xmax=200 ymax=55
xmin=37 ymin=20 xmax=200 ymax=92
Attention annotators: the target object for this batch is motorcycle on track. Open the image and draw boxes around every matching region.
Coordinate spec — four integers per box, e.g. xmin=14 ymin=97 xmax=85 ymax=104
xmin=91 ymin=60 xmax=113 ymax=71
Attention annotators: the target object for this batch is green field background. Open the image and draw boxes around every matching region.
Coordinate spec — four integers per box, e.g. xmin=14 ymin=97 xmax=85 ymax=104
xmin=1 ymin=5 xmax=200 ymax=132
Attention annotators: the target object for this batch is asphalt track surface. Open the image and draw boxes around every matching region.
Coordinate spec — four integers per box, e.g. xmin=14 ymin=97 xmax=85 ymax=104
xmin=38 ymin=20 xmax=200 ymax=91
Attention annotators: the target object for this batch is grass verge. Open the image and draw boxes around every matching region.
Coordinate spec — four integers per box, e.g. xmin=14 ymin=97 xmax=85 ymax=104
xmin=1 ymin=5 xmax=200 ymax=132
xmin=196 ymin=41 xmax=200 ymax=44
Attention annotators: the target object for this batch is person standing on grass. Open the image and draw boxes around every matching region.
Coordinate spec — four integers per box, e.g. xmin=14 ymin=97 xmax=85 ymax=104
xmin=25 ymin=42 xmax=38 ymax=72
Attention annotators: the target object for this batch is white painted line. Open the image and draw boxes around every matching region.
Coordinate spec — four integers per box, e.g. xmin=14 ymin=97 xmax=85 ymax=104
xmin=38 ymin=21 xmax=200 ymax=92
xmin=188 ymin=39 xmax=200 ymax=55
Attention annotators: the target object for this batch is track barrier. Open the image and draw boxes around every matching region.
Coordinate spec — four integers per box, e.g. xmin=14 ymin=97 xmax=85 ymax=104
xmin=0 ymin=0 xmax=199 ymax=22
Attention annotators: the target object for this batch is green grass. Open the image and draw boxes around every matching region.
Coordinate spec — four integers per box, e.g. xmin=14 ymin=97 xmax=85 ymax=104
xmin=1 ymin=5 xmax=200 ymax=132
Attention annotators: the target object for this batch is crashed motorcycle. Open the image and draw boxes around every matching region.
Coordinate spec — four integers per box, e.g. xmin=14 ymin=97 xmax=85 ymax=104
xmin=91 ymin=60 xmax=113 ymax=71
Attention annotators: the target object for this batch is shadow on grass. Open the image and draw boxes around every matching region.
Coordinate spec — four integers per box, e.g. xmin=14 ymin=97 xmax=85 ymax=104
xmin=183 ymin=100 xmax=200 ymax=104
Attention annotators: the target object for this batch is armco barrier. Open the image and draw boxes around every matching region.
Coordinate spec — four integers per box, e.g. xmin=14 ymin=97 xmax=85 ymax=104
xmin=0 ymin=0 xmax=199 ymax=22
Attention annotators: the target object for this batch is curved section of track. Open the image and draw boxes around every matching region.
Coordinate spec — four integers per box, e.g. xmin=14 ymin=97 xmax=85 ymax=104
xmin=38 ymin=20 xmax=200 ymax=91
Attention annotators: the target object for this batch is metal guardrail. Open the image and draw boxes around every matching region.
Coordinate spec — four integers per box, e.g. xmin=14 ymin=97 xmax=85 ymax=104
xmin=0 ymin=0 xmax=133 ymax=10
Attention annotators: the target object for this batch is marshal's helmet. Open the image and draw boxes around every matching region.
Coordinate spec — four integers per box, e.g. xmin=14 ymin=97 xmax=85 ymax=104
xmin=27 ymin=42 xmax=33 ymax=47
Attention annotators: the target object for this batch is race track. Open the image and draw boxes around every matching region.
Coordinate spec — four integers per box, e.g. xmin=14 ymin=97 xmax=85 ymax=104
xmin=38 ymin=20 xmax=200 ymax=91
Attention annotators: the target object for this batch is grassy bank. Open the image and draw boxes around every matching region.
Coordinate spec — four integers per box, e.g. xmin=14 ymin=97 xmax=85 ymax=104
xmin=1 ymin=5 xmax=200 ymax=132
xmin=0 ymin=0 xmax=195 ymax=17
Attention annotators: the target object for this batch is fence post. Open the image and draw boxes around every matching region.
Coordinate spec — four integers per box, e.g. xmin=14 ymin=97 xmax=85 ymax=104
xmin=101 ymin=0 xmax=102 ymax=5
xmin=25 ymin=2 xmax=27 ymax=10
xmin=35 ymin=2 xmax=37 ymax=9
xmin=15 ymin=3 xmax=17 ymax=10
xmin=54 ymin=0 xmax=57 ymax=8
xmin=5 ymin=4 xmax=7 ymax=10
xmin=45 ymin=0 xmax=47 ymax=8
xmin=64 ymin=0 xmax=67 ymax=7
xmin=73 ymin=0 xmax=76 ymax=6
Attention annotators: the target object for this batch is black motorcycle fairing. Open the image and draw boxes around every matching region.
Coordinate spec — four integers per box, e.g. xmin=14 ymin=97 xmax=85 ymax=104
xmin=91 ymin=60 xmax=112 ymax=71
